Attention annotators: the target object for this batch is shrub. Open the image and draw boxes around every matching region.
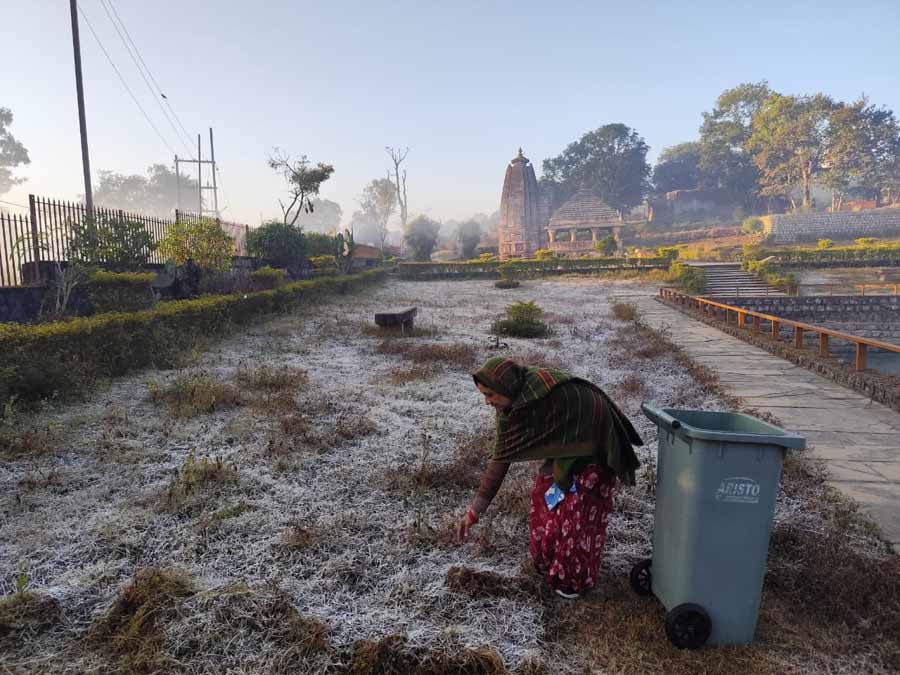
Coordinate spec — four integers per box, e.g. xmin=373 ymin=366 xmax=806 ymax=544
xmin=741 ymin=217 xmax=764 ymax=236
xmin=0 ymin=269 xmax=386 ymax=407
xmin=158 ymin=219 xmax=235 ymax=271
xmin=249 ymin=266 xmax=286 ymax=290
xmin=670 ymin=262 xmax=706 ymax=294
xmin=85 ymin=270 xmax=156 ymax=314
xmin=594 ymin=234 xmax=618 ymax=256
xmin=656 ymin=246 xmax=680 ymax=260
xmin=534 ymin=248 xmax=556 ymax=260
xmin=246 ymin=220 xmax=305 ymax=268
xmin=309 ymin=255 xmax=335 ymax=269
xmin=68 ymin=215 xmax=156 ymax=272
xmin=817 ymin=238 xmax=834 ymax=250
xmin=491 ymin=300 xmax=550 ymax=338
xmin=403 ymin=215 xmax=441 ymax=261
xmin=610 ymin=301 xmax=638 ymax=322
xmin=856 ymin=237 xmax=880 ymax=246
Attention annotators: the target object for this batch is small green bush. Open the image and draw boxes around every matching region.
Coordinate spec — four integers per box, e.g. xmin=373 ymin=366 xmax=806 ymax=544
xmin=249 ymin=266 xmax=286 ymax=290
xmin=534 ymin=249 xmax=556 ymax=260
xmin=491 ymin=300 xmax=550 ymax=338
xmin=741 ymin=217 xmax=764 ymax=236
xmin=856 ymin=237 xmax=879 ymax=247
xmin=817 ymin=239 xmax=834 ymax=250
xmin=670 ymin=262 xmax=706 ymax=294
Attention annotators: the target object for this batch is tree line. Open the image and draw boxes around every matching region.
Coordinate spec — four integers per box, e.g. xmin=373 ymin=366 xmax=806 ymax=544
xmin=653 ymin=82 xmax=900 ymax=211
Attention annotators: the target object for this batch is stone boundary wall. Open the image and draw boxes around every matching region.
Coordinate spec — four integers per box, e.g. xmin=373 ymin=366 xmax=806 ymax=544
xmin=658 ymin=298 xmax=900 ymax=412
xmin=767 ymin=209 xmax=900 ymax=244
xmin=0 ymin=286 xmax=47 ymax=324
xmin=720 ymin=295 xmax=900 ymax=321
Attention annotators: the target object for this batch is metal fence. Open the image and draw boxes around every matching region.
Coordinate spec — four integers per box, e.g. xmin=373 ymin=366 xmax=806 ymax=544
xmin=0 ymin=195 xmax=251 ymax=287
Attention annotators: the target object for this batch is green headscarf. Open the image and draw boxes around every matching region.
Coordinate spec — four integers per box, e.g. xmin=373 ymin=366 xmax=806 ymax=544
xmin=473 ymin=357 xmax=643 ymax=487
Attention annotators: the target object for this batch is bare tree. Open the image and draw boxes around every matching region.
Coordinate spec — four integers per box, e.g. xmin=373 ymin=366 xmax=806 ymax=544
xmin=361 ymin=176 xmax=397 ymax=252
xmin=268 ymin=148 xmax=334 ymax=226
xmin=386 ymin=146 xmax=409 ymax=230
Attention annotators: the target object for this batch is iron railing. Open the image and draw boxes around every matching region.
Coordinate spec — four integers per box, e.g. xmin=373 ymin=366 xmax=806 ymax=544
xmin=660 ymin=287 xmax=900 ymax=372
xmin=0 ymin=195 xmax=251 ymax=287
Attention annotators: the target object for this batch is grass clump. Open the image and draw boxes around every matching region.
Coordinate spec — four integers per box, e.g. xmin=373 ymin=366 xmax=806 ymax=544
xmin=87 ymin=567 xmax=194 ymax=673
xmin=491 ymin=301 xmax=550 ymax=339
xmin=445 ymin=566 xmax=539 ymax=601
xmin=610 ymin=301 xmax=638 ymax=322
xmin=159 ymin=451 xmax=239 ymax=514
xmin=148 ymin=373 xmax=241 ymax=419
xmin=350 ymin=634 xmax=506 ymax=675
xmin=377 ymin=340 xmax=478 ymax=370
xmin=0 ymin=582 xmax=62 ymax=640
xmin=235 ymin=364 xmax=308 ymax=392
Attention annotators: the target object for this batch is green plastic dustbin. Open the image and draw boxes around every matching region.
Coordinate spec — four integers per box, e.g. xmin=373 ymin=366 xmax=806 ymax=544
xmin=631 ymin=403 xmax=805 ymax=649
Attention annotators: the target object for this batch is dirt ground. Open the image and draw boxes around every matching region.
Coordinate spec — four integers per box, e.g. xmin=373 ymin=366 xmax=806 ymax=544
xmin=0 ymin=278 xmax=895 ymax=674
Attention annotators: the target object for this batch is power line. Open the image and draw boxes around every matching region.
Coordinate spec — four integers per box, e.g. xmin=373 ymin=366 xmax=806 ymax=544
xmin=0 ymin=199 xmax=28 ymax=209
xmin=102 ymin=0 xmax=197 ymax=157
xmin=77 ymin=4 xmax=178 ymax=157
xmin=97 ymin=0 xmax=194 ymax=159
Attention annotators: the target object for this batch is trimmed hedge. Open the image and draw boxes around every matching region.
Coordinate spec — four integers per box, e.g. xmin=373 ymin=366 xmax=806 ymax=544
xmin=0 ymin=269 xmax=386 ymax=405
xmin=398 ymin=257 xmax=667 ymax=280
xmin=85 ymin=270 xmax=156 ymax=314
xmin=766 ymin=242 xmax=900 ymax=266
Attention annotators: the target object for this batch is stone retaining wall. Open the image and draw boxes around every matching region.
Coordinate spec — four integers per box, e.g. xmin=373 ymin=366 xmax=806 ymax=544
xmin=0 ymin=286 xmax=47 ymax=323
xmin=768 ymin=208 xmax=900 ymax=244
xmin=720 ymin=295 xmax=900 ymax=320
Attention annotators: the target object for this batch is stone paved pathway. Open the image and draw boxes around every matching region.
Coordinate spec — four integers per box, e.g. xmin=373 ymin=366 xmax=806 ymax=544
xmin=628 ymin=292 xmax=900 ymax=553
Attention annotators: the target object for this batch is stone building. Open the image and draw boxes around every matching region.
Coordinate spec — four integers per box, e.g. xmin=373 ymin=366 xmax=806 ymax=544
xmin=498 ymin=149 xmax=545 ymax=259
xmin=546 ymin=187 xmax=622 ymax=255
xmin=497 ymin=148 xmax=625 ymax=259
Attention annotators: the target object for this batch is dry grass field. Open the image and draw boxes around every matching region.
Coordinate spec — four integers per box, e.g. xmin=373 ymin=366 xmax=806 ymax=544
xmin=0 ymin=278 xmax=896 ymax=674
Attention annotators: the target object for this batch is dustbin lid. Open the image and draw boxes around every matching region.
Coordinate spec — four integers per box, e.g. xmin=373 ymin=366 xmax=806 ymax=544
xmin=641 ymin=402 xmax=806 ymax=450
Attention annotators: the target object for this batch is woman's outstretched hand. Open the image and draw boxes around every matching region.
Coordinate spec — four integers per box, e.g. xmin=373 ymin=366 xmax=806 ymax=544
xmin=456 ymin=509 xmax=478 ymax=544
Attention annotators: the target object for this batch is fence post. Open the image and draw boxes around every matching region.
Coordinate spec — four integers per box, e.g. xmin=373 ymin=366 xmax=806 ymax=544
xmin=28 ymin=194 xmax=42 ymax=284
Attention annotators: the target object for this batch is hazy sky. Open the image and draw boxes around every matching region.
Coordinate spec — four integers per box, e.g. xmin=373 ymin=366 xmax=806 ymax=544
xmin=3 ymin=0 xmax=900 ymax=227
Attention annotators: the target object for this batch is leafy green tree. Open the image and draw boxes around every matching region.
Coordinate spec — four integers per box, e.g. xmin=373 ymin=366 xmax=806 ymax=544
xmin=457 ymin=220 xmax=481 ymax=258
xmin=593 ymin=234 xmax=618 ymax=256
xmin=268 ymin=148 xmax=335 ymax=226
xmin=747 ymin=93 xmax=836 ymax=210
xmin=92 ymin=164 xmax=200 ymax=217
xmin=160 ymin=219 xmax=235 ymax=271
xmin=698 ymin=82 xmax=774 ymax=206
xmin=0 ymin=107 xmax=30 ymax=196
xmin=823 ymin=97 xmax=900 ymax=209
xmin=653 ymin=142 xmax=702 ymax=193
xmin=542 ymin=123 xmax=651 ymax=218
xmin=246 ymin=220 xmax=306 ymax=268
xmin=360 ymin=177 xmax=397 ymax=251
xmin=403 ymin=215 xmax=441 ymax=261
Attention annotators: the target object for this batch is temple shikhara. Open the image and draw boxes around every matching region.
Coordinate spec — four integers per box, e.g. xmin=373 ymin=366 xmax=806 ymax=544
xmin=497 ymin=148 xmax=623 ymax=260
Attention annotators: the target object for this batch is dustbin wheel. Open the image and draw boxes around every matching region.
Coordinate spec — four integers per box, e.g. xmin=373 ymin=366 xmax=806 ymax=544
xmin=629 ymin=559 xmax=653 ymax=596
xmin=665 ymin=603 xmax=712 ymax=650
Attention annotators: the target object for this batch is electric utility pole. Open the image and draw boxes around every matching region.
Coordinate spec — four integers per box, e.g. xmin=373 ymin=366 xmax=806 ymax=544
xmin=174 ymin=127 xmax=219 ymax=218
xmin=70 ymin=0 xmax=94 ymax=215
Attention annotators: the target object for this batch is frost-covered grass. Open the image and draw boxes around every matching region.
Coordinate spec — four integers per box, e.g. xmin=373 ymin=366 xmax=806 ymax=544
xmin=0 ymin=278 xmax=896 ymax=674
